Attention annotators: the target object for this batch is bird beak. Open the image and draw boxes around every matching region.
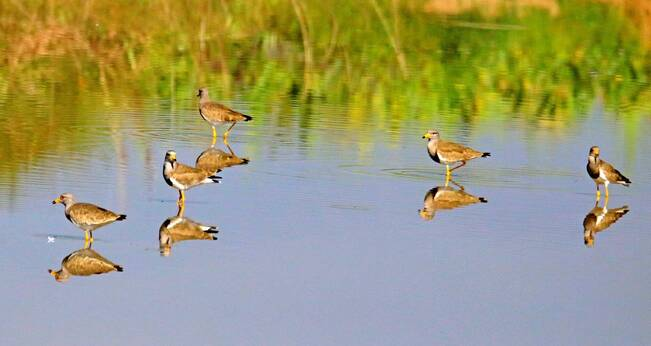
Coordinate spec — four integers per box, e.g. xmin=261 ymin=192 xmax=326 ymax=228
xmin=422 ymin=133 xmax=432 ymax=139
xmin=48 ymin=269 xmax=56 ymax=277
xmin=52 ymin=197 xmax=61 ymax=204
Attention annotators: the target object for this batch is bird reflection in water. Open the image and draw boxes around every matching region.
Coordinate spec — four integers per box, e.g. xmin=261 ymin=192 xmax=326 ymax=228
xmin=159 ymin=204 xmax=219 ymax=257
xmin=583 ymin=199 xmax=630 ymax=248
xmin=195 ymin=141 xmax=250 ymax=176
xmin=419 ymin=179 xmax=487 ymax=221
xmin=48 ymin=241 xmax=123 ymax=282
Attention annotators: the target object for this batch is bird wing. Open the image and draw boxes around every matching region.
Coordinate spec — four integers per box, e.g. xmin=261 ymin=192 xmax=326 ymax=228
xmin=165 ymin=217 xmax=216 ymax=241
xmin=201 ymin=102 xmax=249 ymax=122
xmin=68 ymin=203 xmax=121 ymax=226
xmin=195 ymin=148 xmax=229 ymax=173
xmin=174 ymin=162 xmax=205 ymax=175
xmin=433 ymin=188 xmax=482 ymax=209
xmin=437 ymin=140 xmax=484 ymax=162
xmin=169 ymin=163 xmax=210 ymax=186
xmin=600 ymin=160 xmax=630 ymax=184
xmin=64 ymin=249 xmax=119 ymax=275
xmin=598 ymin=206 xmax=630 ymax=232
xmin=196 ymin=148 xmax=247 ymax=173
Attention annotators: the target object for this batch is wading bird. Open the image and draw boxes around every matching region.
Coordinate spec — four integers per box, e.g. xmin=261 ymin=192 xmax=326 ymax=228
xmin=163 ymin=150 xmax=221 ymax=206
xmin=422 ymin=129 xmax=490 ymax=177
xmin=586 ymin=146 xmax=631 ymax=200
xmin=197 ymin=87 xmax=252 ymax=143
xmin=52 ymin=193 xmax=126 ymax=242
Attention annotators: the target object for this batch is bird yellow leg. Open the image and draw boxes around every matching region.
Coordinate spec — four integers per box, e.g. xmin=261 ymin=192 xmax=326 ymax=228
xmin=225 ymin=143 xmax=235 ymax=155
xmin=177 ymin=190 xmax=186 ymax=206
xmin=605 ymin=184 xmax=609 ymax=198
xmin=211 ymin=126 xmax=217 ymax=138
xmin=176 ymin=203 xmax=186 ymax=217
xmin=223 ymin=123 xmax=237 ymax=139
xmin=450 ymin=161 xmax=467 ymax=172
xmin=84 ymin=231 xmax=90 ymax=241
xmin=445 ymin=164 xmax=451 ymax=177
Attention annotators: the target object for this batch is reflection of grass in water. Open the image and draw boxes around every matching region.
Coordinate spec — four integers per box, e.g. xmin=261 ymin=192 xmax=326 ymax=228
xmin=0 ymin=1 xmax=650 ymax=185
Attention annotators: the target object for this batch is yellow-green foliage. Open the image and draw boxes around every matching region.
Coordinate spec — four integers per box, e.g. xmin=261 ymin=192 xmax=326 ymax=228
xmin=0 ymin=0 xmax=649 ymax=180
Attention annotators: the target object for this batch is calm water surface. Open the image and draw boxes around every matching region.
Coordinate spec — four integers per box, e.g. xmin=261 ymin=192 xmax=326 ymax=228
xmin=1 ymin=2 xmax=651 ymax=343
xmin=1 ymin=88 xmax=649 ymax=345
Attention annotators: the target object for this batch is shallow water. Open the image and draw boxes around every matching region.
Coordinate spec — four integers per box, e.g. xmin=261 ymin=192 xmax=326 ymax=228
xmin=1 ymin=88 xmax=650 ymax=345
xmin=2 ymin=2 xmax=651 ymax=345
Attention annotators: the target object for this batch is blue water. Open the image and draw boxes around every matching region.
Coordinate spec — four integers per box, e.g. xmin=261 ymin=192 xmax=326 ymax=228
xmin=0 ymin=90 xmax=650 ymax=345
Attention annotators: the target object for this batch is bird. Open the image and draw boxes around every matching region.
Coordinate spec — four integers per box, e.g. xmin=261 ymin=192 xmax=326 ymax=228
xmin=159 ymin=215 xmax=218 ymax=256
xmin=49 ymin=247 xmax=123 ymax=282
xmin=586 ymin=146 xmax=631 ymax=199
xmin=197 ymin=87 xmax=252 ymax=143
xmin=583 ymin=201 xmax=629 ymax=248
xmin=422 ymin=129 xmax=490 ymax=176
xmin=419 ymin=181 xmax=487 ymax=220
xmin=163 ymin=150 xmax=222 ymax=206
xmin=52 ymin=193 xmax=126 ymax=242
xmin=195 ymin=143 xmax=249 ymax=175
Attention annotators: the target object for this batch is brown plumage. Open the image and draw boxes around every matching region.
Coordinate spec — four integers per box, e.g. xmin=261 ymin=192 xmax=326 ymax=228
xmin=419 ymin=183 xmax=487 ymax=221
xmin=195 ymin=144 xmax=249 ymax=175
xmin=49 ymin=247 xmax=123 ymax=282
xmin=163 ymin=150 xmax=221 ymax=205
xmin=52 ymin=193 xmax=126 ymax=241
xmin=586 ymin=146 xmax=631 ymax=199
xmin=159 ymin=215 xmax=218 ymax=256
xmin=197 ymin=88 xmax=252 ymax=140
xmin=422 ymin=129 xmax=490 ymax=176
xmin=583 ymin=201 xmax=629 ymax=248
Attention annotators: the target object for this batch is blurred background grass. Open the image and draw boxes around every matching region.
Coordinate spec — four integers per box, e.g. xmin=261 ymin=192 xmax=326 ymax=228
xmin=0 ymin=0 xmax=649 ymax=183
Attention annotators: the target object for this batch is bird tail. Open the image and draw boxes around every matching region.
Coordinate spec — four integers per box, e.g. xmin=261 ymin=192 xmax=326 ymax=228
xmin=482 ymin=152 xmax=491 ymax=157
xmin=202 ymin=226 xmax=219 ymax=234
xmin=479 ymin=197 xmax=488 ymax=203
xmin=242 ymin=114 xmax=253 ymax=121
xmin=615 ymin=206 xmax=630 ymax=214
xmin=115 ymin=265 xmax=124 ymax=272
xmin=117 ymin=214 xmax=127 ymax=221
xmin=619 ymin=176 xmax=631 ymax=186
xmin=240 ymin=158 xmax=250 ymax=165
xmin=208 ymin=175 xmax=222 ymax=184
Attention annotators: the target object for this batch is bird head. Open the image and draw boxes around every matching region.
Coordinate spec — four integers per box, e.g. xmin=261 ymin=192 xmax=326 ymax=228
xmin=588 ymin=146 xmax=600 ymax=158
xmin=165 ymin=151 xmax=177 ymax=163
xmin=422 ymin=129 xmax=440 ymax=140
xmin=196 ymin=87 xmax=208 ymax=98
xmin=48 ymin=269 xmax=69 ymax=282
xmin=52 ymin=193 xmax=74 ymax=206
